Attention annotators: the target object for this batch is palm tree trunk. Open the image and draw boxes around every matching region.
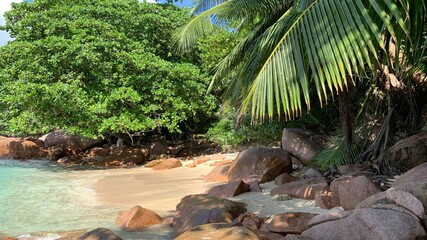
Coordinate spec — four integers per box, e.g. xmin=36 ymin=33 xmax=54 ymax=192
xmin=338 ymin=86 xmax=353 ymax=163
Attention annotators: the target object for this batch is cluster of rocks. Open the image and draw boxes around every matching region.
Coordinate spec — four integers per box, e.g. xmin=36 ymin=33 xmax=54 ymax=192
xmin=0 ymin=130 xmax=218 ymax=167
xmin=74 ymin=142 xmax=427 ymax=239
xmin=2 ymin=129 xmax=427 ymax=240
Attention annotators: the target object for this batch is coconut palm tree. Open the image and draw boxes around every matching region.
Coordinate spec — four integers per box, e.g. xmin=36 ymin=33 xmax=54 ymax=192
xmin=175 ymin=0 xmax=427 ymax=172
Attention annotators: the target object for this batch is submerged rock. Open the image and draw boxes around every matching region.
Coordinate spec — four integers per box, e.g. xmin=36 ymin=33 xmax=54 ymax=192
xmin=78 ymin=228 xmax=122 ymax=240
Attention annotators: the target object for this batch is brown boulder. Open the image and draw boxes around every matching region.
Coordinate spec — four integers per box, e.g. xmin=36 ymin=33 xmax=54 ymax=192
xmin=271 ymin=177 xmax=329 ymax=200
xmin=314 ymin=190 xmax=340 ymax=209
xmin=205 ymin=181 xmax=250 ymax=198
xmin=386 ymin=131 xmax=427 ymax=169
xmin=78 ymin=228 xmax=122 ymax=240
xmin=393 ymin=162 xmax=427 ymax=186
xmin=228 ymin=148 xmax=292 ymax=183
xmin=116 ymin=205 xmax=163 ymax=231
xmin=274 ymin=173 xmax=297 ymax=185
xmin=0 ymin=137 xmax=47 ymax=159
xmin=264 ymin=212 xmax=318 ymax=234
xmin=281 ymin=128 xmax=327 ymax=165
xmin=302 ymin=207 xmax=426 ymax=240
xmin=172 ymin=194 xmax=247 ymax=234
xmin=204 ymin=164 xmax=230 ymax=182
xmin=41 ymin=130 xmax=103 ymax=152
xmin=151 ymin=158 xmax=182 ymax=170
xmin=330 ymin=175 xmax=381 ymax=210
xmin=95 ymin=146 xmax=149 ymax=166
xmin=237 ymin=214 xmax=262 ymax=230
xmin=175 ymin=223 xmax=260 ymax=240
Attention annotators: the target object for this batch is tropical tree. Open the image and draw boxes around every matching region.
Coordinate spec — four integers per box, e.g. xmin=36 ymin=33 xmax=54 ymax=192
xmin=0 ymin=0 xmax=217 ymax=139
xmin=175 ymin=0 xmax=427 ymax=173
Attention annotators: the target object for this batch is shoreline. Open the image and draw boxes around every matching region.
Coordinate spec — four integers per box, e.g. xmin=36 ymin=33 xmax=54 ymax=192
xmin=90 ymin=160 xmax=223 ymax=217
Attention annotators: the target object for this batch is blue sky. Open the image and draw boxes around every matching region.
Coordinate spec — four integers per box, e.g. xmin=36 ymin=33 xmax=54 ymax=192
xmin=0 ymin=0 xmax=194 ymax=46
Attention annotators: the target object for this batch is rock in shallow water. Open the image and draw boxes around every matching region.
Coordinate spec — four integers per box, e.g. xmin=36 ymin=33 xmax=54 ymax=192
xmin=78 ymin=228 xmax=122 ymax=240
xmin=116 ymin=205 xmax=164 ymax=231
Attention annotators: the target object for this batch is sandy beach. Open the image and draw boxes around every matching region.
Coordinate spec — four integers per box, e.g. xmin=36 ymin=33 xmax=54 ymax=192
xmin=91 ymin=160 xmax=223 ymax=217
xmin=88 ymin=158 xmax=332 ymax=219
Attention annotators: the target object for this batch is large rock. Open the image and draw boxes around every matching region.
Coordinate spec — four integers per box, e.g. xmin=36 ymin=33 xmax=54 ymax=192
xmin=172 ymin=194 xmax=247 ymax=234
xmin=271 ymin=177 xmax=329 ymax=200
xmin=151 ymin=158 xmax=182 ymax=170
xmin=116 ymin=205 xmax=163 ymax=231
xmin=330 ymin=175 xmax=381 ymax=210
xmin=281 ymin=128 xmax=327 ymax=165
xmin=175 ymin=223 xmax=260 ymax=240
xmin=205 ymin=181 xmax=250 ymax=198
xmin=394 ymin=182 xmax=427 ymax=211
xmin=386 ymin=131 xmax=427 ymax=169
xmin=264 ymin=212 xmax=318 ymax=234
xmin=228 ymin=148 xmax=292 ymax=183
xmin=393 ymin=162 xmax=427 ymax=187
xmin=40 ymin=130 xmax=103 ymax=152
xmin=78 ymin=228 xmax=122 ymax=240
xmin=302 ymin=207 xmax=426 ymax=240
xmin=204 ymin=164 xmax=230 ymax=182
xmin=274 ymin=173 xmax=297 ymax=185
xmin=91 ymin=146 xmax=149 ymax=167
xmin=0 ymin=137 xmax=47 ymax=159
xmin=356 ymin=188 xmax=425 ymax=219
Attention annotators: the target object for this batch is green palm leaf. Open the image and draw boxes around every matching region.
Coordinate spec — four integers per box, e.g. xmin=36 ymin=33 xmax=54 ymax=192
xmin=175 ymin=0 xmax=412 ymax=121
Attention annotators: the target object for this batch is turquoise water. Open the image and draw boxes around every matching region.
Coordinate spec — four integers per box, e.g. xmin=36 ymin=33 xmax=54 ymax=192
xmin=0 ymin=160 xmax=174 ymax=239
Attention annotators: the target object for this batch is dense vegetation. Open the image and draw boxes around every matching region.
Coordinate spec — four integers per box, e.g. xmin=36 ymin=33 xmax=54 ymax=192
xmin=0 ymin=0 xmax=222 ymax=138
xmin=176 ymin=0 xmax=427 ymax=172
xmin=0 ymin=0 xmax=426 ymax=172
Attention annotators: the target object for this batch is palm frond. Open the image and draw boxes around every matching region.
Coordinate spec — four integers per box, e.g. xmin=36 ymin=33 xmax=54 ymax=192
xmin=174 ymin=0 xmax=293 ymax=52
xmin=238 ymin=0 xmax=409 ymax=121
xmin=314 ymin=136 xmax=361 ymax=170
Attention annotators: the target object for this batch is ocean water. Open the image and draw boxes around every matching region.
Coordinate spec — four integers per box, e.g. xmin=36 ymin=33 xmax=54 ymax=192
xmin=0 ymin=160 xmax=174 ymax=239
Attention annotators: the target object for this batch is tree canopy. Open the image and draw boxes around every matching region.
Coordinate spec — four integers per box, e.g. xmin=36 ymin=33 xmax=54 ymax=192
xmin=0 ymin=0 xmax=218 ymax=137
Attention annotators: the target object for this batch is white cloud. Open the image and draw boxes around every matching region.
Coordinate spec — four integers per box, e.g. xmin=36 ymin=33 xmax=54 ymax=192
xmin=0 ymin=0 xmax=22 ymax=46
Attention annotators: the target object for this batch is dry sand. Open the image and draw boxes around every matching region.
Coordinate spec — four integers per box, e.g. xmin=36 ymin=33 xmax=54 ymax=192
xmin=87 ymin=156 xmax=334 ymax=219
xmin=91 ymin=161 xmax=222 ymax=216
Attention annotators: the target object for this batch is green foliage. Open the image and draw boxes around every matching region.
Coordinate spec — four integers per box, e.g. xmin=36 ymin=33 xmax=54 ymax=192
xmin=176 ymin=0 xmax=426 ymax=122
xmin=206 ymin=107 xmax=284 ymax=150
xmin=206 ymin=103 xmax=340 ymax=150
xmin=314 ymin=136 xmax=361 ymax=170
xmin=0 ymin=0 xmax=217 ymax=137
